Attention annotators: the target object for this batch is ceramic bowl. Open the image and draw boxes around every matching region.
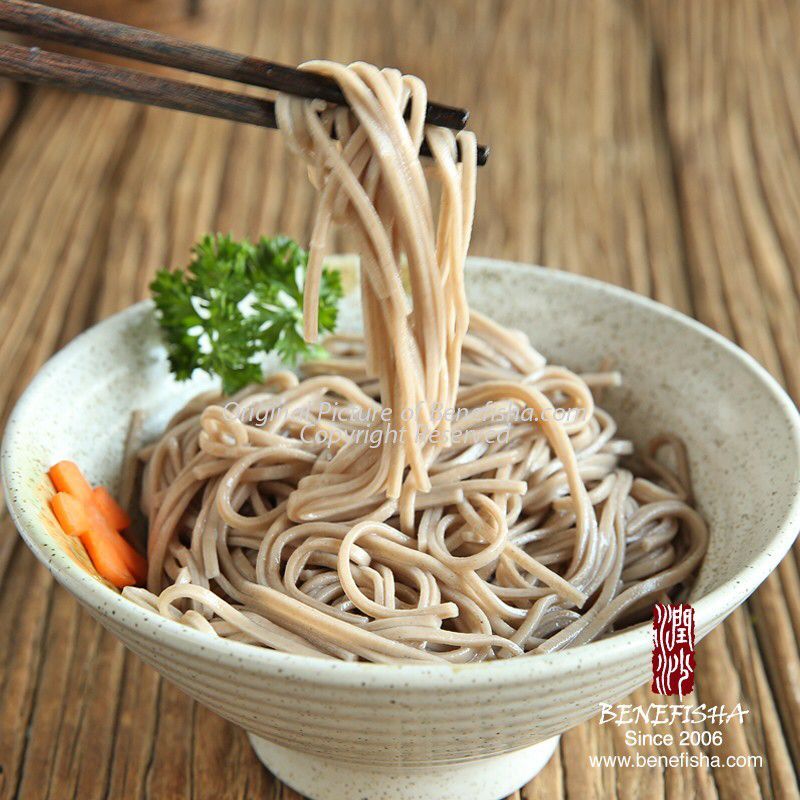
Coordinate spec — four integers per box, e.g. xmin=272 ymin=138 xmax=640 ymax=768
xmin=4 ymin=259 xmax=800 ymax=800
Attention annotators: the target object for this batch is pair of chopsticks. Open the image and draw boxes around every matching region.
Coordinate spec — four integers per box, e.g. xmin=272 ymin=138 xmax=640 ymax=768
xmin=0 ymin=0 xmax=488 ymax=165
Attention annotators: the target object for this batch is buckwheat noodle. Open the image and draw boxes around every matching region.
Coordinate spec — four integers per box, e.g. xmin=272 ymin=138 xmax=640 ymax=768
xmin=128 ymin=61 xmax=708 ymax=663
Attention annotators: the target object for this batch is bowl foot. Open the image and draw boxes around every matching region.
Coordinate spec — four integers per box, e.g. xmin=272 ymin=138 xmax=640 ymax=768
xmin=247 ymin=733 xmax=560 ymax=800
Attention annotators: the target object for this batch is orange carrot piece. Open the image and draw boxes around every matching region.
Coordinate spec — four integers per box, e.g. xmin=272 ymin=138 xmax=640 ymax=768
xmin=84 ymin=502 xmax=147 ymax=584
xmin=116 ymin=537 xmax=147 ymax=585
xmin=92 ymin=486 xmax=132 ymax=531
xmin=50 ymin=491 xmax=89 ymax=537
xmin=79 ymin=527 xmax=137 ymax=588
xmin=49 ymin=461 xmax=93 ymax=503
xmin=47 ymin=461 xmax=146 ymax=588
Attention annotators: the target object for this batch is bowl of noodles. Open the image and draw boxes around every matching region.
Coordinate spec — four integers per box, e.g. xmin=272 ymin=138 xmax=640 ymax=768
xmin=5 ymin=258 xmax=800 ymax=799
xmin=4 ymin=61 xmax=800 ymax=800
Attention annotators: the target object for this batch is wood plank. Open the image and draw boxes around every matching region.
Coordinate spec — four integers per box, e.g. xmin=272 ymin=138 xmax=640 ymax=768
xmin=645 ymin=0 xmax=800 ymax=778
xmin=0 ymin=78 xmax=19 ymax=142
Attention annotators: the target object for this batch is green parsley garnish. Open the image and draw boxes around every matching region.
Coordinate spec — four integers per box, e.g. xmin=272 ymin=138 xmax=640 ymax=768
xmin=150 ymin=234 xmax=342 ymax=394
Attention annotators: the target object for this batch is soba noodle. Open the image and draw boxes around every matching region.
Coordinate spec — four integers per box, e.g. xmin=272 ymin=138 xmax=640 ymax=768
xmin=128 ymin=61 xmax=708 ymax=663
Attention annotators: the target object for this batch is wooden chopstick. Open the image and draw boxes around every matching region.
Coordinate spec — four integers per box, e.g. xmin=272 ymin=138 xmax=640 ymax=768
xmin=0 ymin=41 xmax=278 ymax=122
xmin=0 ymin=0 xmax=469 ymax=131
xmin=0 ymin=43 xmax=490 ymax=165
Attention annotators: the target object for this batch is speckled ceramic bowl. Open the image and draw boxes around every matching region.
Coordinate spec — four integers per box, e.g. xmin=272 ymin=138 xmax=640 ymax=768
xmin=4 ymin=260 xmax=800 ymax=800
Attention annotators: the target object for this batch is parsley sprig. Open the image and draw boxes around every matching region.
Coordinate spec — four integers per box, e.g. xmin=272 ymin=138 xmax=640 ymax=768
xmin=151 ymin=234 xmax=342 ymax=394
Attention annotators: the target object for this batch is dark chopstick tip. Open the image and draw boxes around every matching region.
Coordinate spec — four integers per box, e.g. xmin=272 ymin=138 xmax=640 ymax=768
xmin=424 ymin=102 xmax=469 ymax=131
xmin=451 ymin=107 xmax=469 ymax=129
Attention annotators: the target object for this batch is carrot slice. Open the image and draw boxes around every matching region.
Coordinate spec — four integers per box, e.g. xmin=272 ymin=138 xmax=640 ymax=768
xmin=117 ymin=537 xmax=147 ymax=585
xmin=47 ymin=461 xmax=146 ymax=588
xmin=79 ymin=527 xmax=137 ymax=588
xmin=49 ymin=461 xmax=93 ymax=503
xmin=84 ymin=502 xmax=147 ymax=584
xmin=50 ymin=492 xmax=89 ymax=537
xmin=92 ymin=486 xmax=132 ymax=531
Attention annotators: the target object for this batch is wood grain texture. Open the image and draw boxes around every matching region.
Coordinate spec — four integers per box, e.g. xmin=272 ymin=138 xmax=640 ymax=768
xmin=0 ymin=1 xmax=798 ymax=798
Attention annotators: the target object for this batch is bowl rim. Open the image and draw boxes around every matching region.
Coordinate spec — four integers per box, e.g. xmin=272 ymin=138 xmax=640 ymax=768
xmin=4 ymin=257 xmax=800 ymax=688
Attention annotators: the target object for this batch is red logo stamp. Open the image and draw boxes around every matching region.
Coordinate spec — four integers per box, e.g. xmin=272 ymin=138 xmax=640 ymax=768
xmin=651 ymin=603 xmax=695 ymax=697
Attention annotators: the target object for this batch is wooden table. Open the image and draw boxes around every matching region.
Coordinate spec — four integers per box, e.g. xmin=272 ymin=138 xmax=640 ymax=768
xmin=1 ymin=2 xmax=799 ymax=798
